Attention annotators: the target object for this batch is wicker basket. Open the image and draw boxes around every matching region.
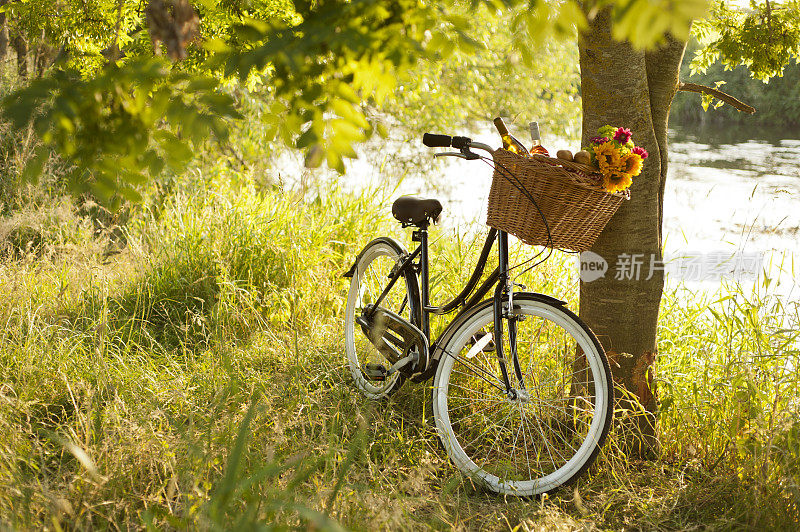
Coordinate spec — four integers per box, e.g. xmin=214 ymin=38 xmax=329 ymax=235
xmin=486 ymin=149 xmax=629 ymax=252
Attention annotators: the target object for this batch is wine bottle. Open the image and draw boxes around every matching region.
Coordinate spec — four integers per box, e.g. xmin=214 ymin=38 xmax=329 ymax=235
xmin=529 ymin=121 xmax=550 ymax=156
xmin=493 ymin=117 xmax=530 ymax=156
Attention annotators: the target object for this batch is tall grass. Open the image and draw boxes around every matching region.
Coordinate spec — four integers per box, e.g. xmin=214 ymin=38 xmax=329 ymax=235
xmin=657 ymin=278 xmax=800 ymax=527
xmin=0 ymin=165 xmax=798 ymax=529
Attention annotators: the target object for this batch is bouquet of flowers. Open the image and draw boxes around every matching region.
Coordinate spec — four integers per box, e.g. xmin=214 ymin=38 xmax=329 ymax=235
xmin=584 ymin=125 xmax=648 ymax=193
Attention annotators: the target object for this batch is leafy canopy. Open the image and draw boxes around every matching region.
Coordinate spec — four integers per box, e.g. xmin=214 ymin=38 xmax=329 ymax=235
xmin=6 ymin=0 xmax=794 ymax=204
xmin=691 ymin=0 xmax=800 ymax=82
xmin=4 ymin=58 xmax=240 ymax=209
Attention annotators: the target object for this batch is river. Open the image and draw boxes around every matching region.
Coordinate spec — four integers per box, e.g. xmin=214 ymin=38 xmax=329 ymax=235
xmin=377 ymin=123 xmax=799 ymax=294
xmin=289 ymin=121 xmax=800 ymax=294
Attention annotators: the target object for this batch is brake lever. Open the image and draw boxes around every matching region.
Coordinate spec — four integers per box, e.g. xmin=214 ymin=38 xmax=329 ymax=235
xmin=433 ymin=149 xmax=480 ymax=161
xmin=460 ymin=147 xmax=480 ymax=160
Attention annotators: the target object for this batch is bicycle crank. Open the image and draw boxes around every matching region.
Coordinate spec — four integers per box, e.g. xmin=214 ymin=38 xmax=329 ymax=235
xmin=357 ymin=305 xmax=429 ymax=375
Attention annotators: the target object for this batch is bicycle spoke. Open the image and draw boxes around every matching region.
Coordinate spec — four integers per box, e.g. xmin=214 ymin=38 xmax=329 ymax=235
xmin=529 ymin=402 xmax=581 ymax=458
xmin=508 ymin=411 xmax=525 ymax=480
xmin=446 ymin=395 xmax=506 ymax=413
xmin=518 ymin=402 xmax=535 ymax=480
xmin=476 ymin=407 xmax=515 ymax=473
xmin=448 ymin=367 xmax=506 ymax=394
xmin=447 ymin=400 xmax=507 ymax=428
xmin=445 ymin=387 xmax=506 ymax=404
xmin=364 ymin=266 xmax=379 ymax=305
xmin=442 ymin=349 xmax=506 ymax=392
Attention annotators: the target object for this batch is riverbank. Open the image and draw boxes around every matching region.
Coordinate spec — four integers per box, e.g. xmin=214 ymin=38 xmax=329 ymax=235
xmin=0 ymin=172 xmax=798 ymax=529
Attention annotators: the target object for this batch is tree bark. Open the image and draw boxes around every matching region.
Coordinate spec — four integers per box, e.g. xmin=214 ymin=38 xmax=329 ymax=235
xmin=35 ymin=28 xmax=53 ymax=77
xmin=12 ymin=33 xmax=27 ymax=79
xmin=578 ymin=10 xmax=686 ymax=457
xmin=0 ymin=1 xmax=8 ymax=61
xmin=646 ymin=36 xmax=686 ymax=247
xmin=678 ymin=82 xmax=756 ymax=114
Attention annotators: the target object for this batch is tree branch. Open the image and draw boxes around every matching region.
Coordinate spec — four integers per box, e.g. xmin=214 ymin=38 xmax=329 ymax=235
xmin=678 ymin=82 xmax=756 ymax=114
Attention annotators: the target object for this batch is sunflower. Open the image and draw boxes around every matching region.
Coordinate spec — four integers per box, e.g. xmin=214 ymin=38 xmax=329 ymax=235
xmin=621 ymin=152 xmax=644 ymax=178
xmin=602 ymin=172 xmax=633 ymax=193
xmin=593 ymin=141 xmax=623 ymax=174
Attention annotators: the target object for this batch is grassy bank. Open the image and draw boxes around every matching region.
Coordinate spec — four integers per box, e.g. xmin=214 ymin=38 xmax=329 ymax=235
xmin=0 ymin=165 xmax=798 ymax=530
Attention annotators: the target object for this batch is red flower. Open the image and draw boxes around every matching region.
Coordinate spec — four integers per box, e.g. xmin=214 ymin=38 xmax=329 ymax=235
xmin=613 ymin=127 xmax=632 ymax=144
xmin=632 ymin=146 xmax=649 ymax=159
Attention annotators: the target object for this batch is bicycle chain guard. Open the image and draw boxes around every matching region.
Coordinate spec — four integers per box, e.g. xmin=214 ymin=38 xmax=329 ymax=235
xmin=359 ymin=305 xmax=429 ymax=376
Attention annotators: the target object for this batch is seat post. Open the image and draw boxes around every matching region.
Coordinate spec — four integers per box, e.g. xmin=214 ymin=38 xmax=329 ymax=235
xmin=413 ymin=223 xmax=431 ymax=340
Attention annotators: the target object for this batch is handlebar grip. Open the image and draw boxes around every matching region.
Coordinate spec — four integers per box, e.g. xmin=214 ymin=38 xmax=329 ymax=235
xmin=451 ymin=136 xmax=471 ymax=149
xmin=423 ymin=133 xmax=452 ymax=148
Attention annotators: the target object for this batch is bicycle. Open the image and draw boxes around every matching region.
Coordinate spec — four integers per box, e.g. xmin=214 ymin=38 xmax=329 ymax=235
xmin=343 ymin=132 xmax=614 ymax=496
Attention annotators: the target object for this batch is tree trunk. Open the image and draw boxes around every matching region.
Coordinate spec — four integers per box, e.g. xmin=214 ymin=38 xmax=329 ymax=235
xmin=0 ymin=1 xmax=8 ymax=61
xmin=35 ymin=28 xmax=53 ymax=77
xmin=12 ymin=33 xmax=27 ymax=79
xmin=578 ymin=10 xmax=686 ymax=457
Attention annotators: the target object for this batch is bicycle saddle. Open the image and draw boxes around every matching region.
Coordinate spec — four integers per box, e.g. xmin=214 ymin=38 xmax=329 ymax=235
xmin=391 ymin=196 xmax=443 ymax=226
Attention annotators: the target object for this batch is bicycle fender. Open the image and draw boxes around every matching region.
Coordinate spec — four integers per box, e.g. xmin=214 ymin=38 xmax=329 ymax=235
xmin=342 ymin=236 xmax=409 ymax=278
xmin=412 ymin=292 xmax=566 ymax=383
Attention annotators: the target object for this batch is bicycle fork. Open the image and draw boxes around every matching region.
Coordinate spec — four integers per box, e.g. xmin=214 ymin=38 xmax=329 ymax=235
xmin=493 ymin=231 xmax=527 ymax=400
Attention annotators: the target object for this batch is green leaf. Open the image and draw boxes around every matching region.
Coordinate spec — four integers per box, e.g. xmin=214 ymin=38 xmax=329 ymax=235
xmin=455 ymin=30 xmax=483 ymax=54
xmin=203 ymin=37 xmax=232 ymax=53
xmin=53 ymin=112 xmax=74 ymax=134
xmin=142 ymin=149 xmax=165 ymax=176
xmin=296 ymin=128 xmax=318 ymax=149
xmin=330 ymin=135 xmax=357 ymax=159
xmin=117 ymin=163 xmax=149 ymax=186
xmin=334 ymin=83 xmax=360 ymax=104
xmin=154 ymin=131 xmax=193 ymax=169
xmin=150 ymin=87 xmax=172 ymax=121
xmin=326 ymin=148 xmax=345 ymax=173
xmin=211 ymin=398 xmax=258 ymax=510
xmin=118 ymin=185 xmax=143 ymax=203
xmin=187 ymin=77 xmax=219 ymax=92
xmin=329 ymin=119 xmax=365 ymax=143
xmin=91 ymin=173 xmax=117 ymax=205
xmin=427 ymin=32 xmax=451 ymax=54
xmin=199 ymin=92 xmax=239 ymax=117
xmin=304 ymin=145 xmax=325 ymax=168
xmin=330 ymin=99 xmax=369 ymax=129
xmin=263 ymin=123 xmax=278 ymax=142
xmin=210 ymin=117 xmax=230 ymax=140
xmin=233 ymin=21 xmax=267 ymax=43
xmin=3 ymin=97 xmax=36 ymax=129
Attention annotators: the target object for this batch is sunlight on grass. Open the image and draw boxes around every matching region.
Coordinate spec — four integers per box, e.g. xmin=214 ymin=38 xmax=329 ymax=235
xmin=0 ymin=165 xmax=797 ymax=529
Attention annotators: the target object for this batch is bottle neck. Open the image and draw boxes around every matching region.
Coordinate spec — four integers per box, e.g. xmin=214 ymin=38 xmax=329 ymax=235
xmin=493 ymin=117 xmax=510 ymax=136
xmin=529 ymin=121 xmax=541 ymax=143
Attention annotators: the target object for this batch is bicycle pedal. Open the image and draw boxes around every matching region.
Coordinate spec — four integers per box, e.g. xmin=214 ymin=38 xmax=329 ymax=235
xmin=362 ymin=363 xmax=388 ymax=381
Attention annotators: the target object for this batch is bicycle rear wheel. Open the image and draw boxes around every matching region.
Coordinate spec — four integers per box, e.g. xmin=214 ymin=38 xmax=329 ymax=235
xmin=344 ymin=238 xmax=420 ymax=399
xmin=432 ymin=294 xmax=613 ymax=496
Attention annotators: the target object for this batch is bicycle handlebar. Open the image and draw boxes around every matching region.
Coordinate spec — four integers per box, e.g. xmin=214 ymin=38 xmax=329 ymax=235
xmin=423 ymin=133 xmax=494 ymax=156
xmin=423 ymin=133 xmax=472 ymax=149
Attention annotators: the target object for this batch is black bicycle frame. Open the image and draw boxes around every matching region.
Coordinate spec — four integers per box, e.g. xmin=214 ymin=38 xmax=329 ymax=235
xmin=364 ymin=225 xmax=524 ymax=395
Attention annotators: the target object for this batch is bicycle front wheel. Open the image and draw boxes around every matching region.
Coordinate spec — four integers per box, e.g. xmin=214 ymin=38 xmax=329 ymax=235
xmin=432 ymin=294 xmax=613 ymax=496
